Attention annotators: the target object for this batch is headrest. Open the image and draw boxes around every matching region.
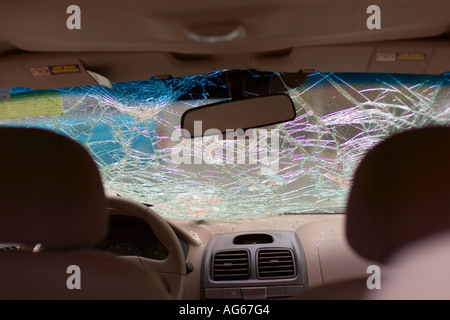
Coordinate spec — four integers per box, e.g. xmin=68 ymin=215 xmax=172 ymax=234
xmin=0 ymin=127 xmax=107 ymax=247
xmin=346 ymin=126 xmax=450 ymax=263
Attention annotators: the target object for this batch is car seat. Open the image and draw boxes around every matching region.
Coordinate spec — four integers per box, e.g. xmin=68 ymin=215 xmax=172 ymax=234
xmin=296 ymin=126 xmax=450 ymax=299
xmin=0 ymin=127 xmax=171 ymax=299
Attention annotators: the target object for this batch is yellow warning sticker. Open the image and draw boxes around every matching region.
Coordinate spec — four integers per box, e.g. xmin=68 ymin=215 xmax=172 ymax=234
xmin=0 ymin=90 xmax=63 ymax=120
xmin=396 ymin=53 xmax=427 ymax=61
xmin=30 ymin=64 xmax=81 ymax=76
xmin=49 ymin=64 xmax=80 ymax=74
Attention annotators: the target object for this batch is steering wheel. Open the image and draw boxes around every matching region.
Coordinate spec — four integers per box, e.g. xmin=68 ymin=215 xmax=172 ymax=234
xmin=106 ymin=195 xmax=186 ymax=299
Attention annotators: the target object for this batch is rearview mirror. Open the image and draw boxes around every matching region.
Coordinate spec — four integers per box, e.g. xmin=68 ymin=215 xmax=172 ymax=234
xmin=180 ymin=94 xmax=296 ymax=138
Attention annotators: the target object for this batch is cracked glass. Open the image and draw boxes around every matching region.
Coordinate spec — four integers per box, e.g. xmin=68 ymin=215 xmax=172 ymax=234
xmin=1 ymin=71 xmax=449 ymax=220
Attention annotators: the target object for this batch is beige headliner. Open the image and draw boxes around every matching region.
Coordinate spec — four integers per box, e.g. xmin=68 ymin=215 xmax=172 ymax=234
xmin=0 ymin=0 xmax=449 ymax=89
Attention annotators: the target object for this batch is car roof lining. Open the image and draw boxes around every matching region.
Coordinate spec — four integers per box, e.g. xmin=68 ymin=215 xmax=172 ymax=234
xmin=1 ymin=0 xmax=448 ymax=53
xmin=0 ymin=0 xmax=449 ymax=88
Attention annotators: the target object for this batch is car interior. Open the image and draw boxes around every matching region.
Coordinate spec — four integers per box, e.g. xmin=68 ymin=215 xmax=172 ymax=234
xmin=0 ymin=0 xmax=449 ymax=302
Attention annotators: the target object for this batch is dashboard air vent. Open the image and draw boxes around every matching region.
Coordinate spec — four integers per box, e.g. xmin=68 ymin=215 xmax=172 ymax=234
xmin=0 ymin=244 xmax=20 ymax=252
xmin=257 ymin=249 xmax=295 ymax=279
xmin=212 ymin=250 xmax=250 ymax=281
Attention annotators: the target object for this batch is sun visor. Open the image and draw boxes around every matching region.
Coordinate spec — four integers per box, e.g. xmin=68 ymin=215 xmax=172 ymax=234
xmin=0 ymin=53 xmax=110 ymax=89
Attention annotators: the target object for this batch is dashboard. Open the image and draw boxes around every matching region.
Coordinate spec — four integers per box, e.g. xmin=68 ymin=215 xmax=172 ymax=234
xmin=96 ymin=214 xmax=310 ymax=300
xmin=93 ymin=211 xmax=373 ymax=300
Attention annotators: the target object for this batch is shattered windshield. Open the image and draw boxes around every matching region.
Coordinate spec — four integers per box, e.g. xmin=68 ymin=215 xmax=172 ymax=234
xmin=1 ymin=71 xmax=449 ymax=220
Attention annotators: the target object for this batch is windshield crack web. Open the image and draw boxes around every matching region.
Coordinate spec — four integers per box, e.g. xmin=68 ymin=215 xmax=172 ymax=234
xmin=2 ymin=71 xmax=449 ymax=219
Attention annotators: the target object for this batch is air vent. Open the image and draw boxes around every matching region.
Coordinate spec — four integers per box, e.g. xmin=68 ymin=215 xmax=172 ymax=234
xmin=0 ymin=244 xmax=20 ymax=252
xmin=212 ymin=250 xmax=250 ymax=281
xmin=257 ymin=249 xmax=295 ymax=279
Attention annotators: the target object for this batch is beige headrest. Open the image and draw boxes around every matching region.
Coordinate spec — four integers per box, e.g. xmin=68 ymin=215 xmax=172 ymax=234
xmin=346 ymin=126 xmax=450 ymax=263
xmin=0 ymin=127 xmax=107 ymax=247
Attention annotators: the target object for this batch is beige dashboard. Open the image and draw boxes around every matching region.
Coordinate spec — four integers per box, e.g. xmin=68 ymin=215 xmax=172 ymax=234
xmin=168 ymin=214 xmax=374 ymax=299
